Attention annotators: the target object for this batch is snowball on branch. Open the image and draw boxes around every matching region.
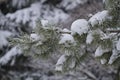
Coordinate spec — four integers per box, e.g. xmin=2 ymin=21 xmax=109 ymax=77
xmin=59 ymin=34 xmax=75 ymax=45
xmin=71 ymin=19 xmax=90 ymax=36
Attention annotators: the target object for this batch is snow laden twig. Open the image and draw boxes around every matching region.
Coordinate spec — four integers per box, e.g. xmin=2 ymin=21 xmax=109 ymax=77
xmin=0 ymin=46 xmax=22 ymax=65
xmin=80 ymin=67 xmax=97 ymax=80
xmin=0 ymin=30 xmax=13 ymax=49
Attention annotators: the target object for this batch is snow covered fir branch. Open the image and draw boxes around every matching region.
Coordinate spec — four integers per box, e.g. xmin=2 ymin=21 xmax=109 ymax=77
xmin=9 ymin=0 xmax=120 ymax=73
xmin=0 ymin=0 xmax=120 ymax=80
xmin=0 ymin=0 xmax=88 ymax=66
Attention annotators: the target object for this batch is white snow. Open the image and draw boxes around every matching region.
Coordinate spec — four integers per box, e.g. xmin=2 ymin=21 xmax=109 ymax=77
xmin=6 ymin=2 xmax=69 ymax=28
xmin=103 ymin=0 xmax=105 ymax=3
xmin=95 ymin=46 xmax=109 ymax=57
xmin=86 ymin=29 xmax=103 ymax=44
xmin=86 ymin=29 xmax=111 ymax=44
xmin=71 ymin=19 xmax=90 ymax=35
xmin=0 ymin=30 xmax=13 ymax=49
xmin=95 ymin=46 xmax=104 ymax=57
xmin=108 ymin=49 xmax=119 ymax=64
xmin=11 ymin=0 xmax=30 ymax=8
xmin=89 ymin=10 xmax=110 ymax=27
xmin=62 ymin=28 xmax=71 ymax=33
xmin=100 ymin=58 xmax=107 ymax=64
xmin=59 ymin=34 xmax=75 ymax=44
xmin=6 ymin=2 xmax=41 ymax=28
xmin=116 ymin=38 xmax=120 ymax=50
xmin=11 ymin=0 xmax=87 ymax=10
xmin=25 ymin=77 xmax=33 ymax=80
xmin=86 ymin=32 xmax=94 ymax=44
xmin=0 ymin=46 xmax=22 ymax=65
xmin=55 ymin=54 xmax=67 ymax=71
xmin=59 ymin=0 xmax=88 ymax=10
xmin=30 ymin=33 xmax=40 ymax=41
xmin=41 ymin=19 xmax=49 ymax=27
xmin=42 ymin=8 xmax=69 ymax=24
xmin=88 ymin=13 xmax=93 ymax=18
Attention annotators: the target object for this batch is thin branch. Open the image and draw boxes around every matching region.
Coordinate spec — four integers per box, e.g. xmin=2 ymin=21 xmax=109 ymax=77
xmin=79 ymin=67 xmax=97 ymax=80
xmin=106 ymin=29 xmax=120 ymax=33
xmin=61 ymin=29 xmax=120 ymax=34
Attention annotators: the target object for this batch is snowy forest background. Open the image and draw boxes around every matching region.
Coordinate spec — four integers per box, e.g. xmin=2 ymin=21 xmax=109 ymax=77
xmin=0 ymin=0 xmax=119 ymax=80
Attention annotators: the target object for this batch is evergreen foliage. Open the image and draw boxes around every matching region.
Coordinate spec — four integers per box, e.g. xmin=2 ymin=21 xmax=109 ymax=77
xmin=11 ymin=0 xmax=120 ymax=72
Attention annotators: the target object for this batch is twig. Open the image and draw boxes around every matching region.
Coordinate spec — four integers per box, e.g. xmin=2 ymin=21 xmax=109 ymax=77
xmin=106 ymin=29 xmax=120 ymax=33
xmin=80 ymin=68 xmax=97 ymax=80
